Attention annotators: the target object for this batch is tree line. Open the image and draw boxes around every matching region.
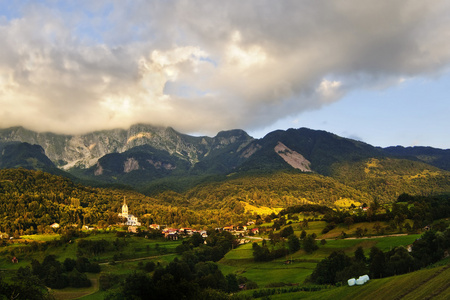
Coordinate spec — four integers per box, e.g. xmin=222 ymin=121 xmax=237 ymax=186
xmin=310 ymin=225 xmax=450 ymax=285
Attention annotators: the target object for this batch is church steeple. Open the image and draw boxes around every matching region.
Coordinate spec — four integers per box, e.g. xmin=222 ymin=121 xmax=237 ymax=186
xmin=122 ymin=197 xmax=128 ymax=218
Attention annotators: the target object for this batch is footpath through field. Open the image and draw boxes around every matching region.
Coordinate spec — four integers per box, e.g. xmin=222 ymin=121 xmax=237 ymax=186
xmin=98 ymin=253 xmax=173 ymax=265
xmin=341 ymin=233 xmax=408 ymax=240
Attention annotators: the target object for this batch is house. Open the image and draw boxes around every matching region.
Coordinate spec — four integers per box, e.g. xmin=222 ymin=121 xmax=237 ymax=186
xmin=50 ymin=223 xmax=60 ymax=229
xmin=150 ymin=224 xmax=160 ymax=230
xmin=128 ymin=226 xmax=138 ymax=233
xmin=200 ymin=230 xmax=208 ymax=238
xmin=118 ymin=198 xmax=142 ymax=226
xmin=163 ymin=228 xmax=179 ymax=240
xmin=251 ymin=228 xmax=259 ymax=234
xmin=247 ymin=221 xmax=255 ymax=226
xmin=164 ymin=229 xmax=179 ymax=240
xmin=223 ymin=226 xmax=234 ymax=231
xmin=180 ymin=228 xmax=193 ymax=235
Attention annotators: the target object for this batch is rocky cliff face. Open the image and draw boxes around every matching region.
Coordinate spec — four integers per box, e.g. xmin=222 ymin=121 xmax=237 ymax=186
xmin=274 ymin=142 xmax=311 ymax=172
xmin=0 ymin=124 xmax=255 ymax=170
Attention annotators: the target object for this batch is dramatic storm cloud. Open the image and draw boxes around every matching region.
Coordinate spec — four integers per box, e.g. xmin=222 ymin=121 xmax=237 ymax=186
xmin=1 ymin=0 xmax=450 ymax=136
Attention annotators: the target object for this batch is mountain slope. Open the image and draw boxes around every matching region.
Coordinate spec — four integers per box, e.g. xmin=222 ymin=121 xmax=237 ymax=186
xmin=80 ymin=144 xmax=192 ymax=187
xmin=330 ymin=157 xmax=450 ymax=202
xmin=383 ymin=146 xmax=450 ymax=171
xmin=1 ymin=125 xmax=450 ymax=200
xmin=0 ymin=142 xmax=72 ymax=178
xmin=238 ymin=128 xmax=384 ymax=175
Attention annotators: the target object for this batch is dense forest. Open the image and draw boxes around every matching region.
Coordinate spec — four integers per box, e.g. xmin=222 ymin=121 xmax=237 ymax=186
xmin=1 ymin=159 xmax=450 ymax=234
xmin=0 ymin=168 xmax=256 ymax=233
xmin=331 ymin=158 xmax=450 ymax=201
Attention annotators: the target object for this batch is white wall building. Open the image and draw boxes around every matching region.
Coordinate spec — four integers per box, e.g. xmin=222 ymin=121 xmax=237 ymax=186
xmin=118 ymin=198 xmax=141 ymax=226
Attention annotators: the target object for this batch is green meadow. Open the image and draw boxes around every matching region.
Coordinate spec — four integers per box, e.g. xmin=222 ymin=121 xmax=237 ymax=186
xmin=261 ymin=264 xmax=450 ymax=300
xmin=0 ymin=223 xmax=441 ymax=299
xmin=218 ymin=233 xmax=424 ymax=291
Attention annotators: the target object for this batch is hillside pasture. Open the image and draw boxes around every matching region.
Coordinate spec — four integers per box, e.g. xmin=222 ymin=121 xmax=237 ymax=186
xmin=219 ymin=233 xmax=424 ymax=289
xmin=293 ymin=221 xmax=327 ymax=237
xmin=1 ymin=232 xmax=182 ymax=271
xmin=262 ymin=264 xmax=450 ymax=300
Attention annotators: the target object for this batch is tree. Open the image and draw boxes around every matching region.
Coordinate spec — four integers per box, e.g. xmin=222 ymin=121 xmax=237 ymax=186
xmin=287 ymin=234 xmax=301 ymax=253
xmin=252 ymin=242 xmax=271 ymax=262
xmin=336 ymin=261 xmax=368 ymax=283
xmin=280 ymin=225 xmax=294 ymax=238
xmin=371 ymin=198 xmax=380 ymax=211
xmin=404 ymin=222 xmax=412 ymax=232
xmin=344 ymin=217 xmax=354 ymax=229
xmin=355 ymin=227 xmax=364 ymax=237
xmin=67 ymin=269 xmax=91 ymax=288
xmin=354 ymin=246 xmax=366 ymax=263
xmin=373 ymin=222 xmax=382 ymax=234
xmin=386 ymin=246 xmax=415 ymax=276
xmin=303 ymin=234 xmax=318 ymax=254
xmin=300 ymin=230 xmax=307 ymax=240
xmin=311 ymin=251 xmax=352 ymax=284
xmin=190 ymin=232 xmax=204 ymax=247
xmin=225 ymin=273 xmax=239 ymax=293
xmin=369 ymin=246 xmax=386 ymax=279
xmin=122 ymin=272 xmax=153 ymax=299
xmin=301 ymin=219 xmax=309 ymax=229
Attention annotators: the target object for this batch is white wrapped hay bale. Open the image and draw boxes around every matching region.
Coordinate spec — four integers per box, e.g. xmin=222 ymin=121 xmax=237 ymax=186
xmin=348 ymin=278 xmax=356 ymax=286
xmin=356 ymin=277 xmax=365 ymax=285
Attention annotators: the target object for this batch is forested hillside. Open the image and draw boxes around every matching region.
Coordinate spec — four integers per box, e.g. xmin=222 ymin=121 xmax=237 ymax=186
xmin=157 ymin=171 xmax=371 ymax=210
xmin=331 ymin=157 xmax=450 ymax=202
xmin=0 ymin=169 xmax=255 ymax=234
xmin=1 ymin=162 xmax=450 ymax=235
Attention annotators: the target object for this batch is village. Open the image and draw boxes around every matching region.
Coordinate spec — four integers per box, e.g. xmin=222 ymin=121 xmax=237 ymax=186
xmin=120 ymin=198 xmax=260 ymax=243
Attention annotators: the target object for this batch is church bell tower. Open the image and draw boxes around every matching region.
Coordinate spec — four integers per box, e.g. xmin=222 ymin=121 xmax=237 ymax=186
xmin=122 ymin=197 xmax=128 ymax=218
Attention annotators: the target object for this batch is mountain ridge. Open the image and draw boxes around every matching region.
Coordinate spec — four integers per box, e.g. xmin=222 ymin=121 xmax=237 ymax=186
xmin=1 ymin=124 xmax=450 ymax=197
xmin=0 ymin=124 xmax=254 ymax=170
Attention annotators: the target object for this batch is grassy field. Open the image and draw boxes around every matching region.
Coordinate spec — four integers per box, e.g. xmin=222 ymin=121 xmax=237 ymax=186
xmin=1 ymin=232 xmax=183 ymax=271
xmin=293 ymin=221 xmax=327 ymax=237
xmin=1 ymin=232 xmax=184 ymax=300
xmin=262 ymin=264 xmax=450 ymax=300
xmin=21 ymin=234 xmax=61 ymax=241
xmin=0 ymin=223 xmax=435 ymax=299
xmin=219 ymin=233 xmax=425 ymax=290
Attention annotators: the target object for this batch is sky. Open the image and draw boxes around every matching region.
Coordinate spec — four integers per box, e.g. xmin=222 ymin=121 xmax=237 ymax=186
xmin=0 ymin=1 xmax=450 ymax=149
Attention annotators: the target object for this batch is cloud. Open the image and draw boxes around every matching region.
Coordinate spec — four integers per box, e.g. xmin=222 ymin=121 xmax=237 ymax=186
xmin=1 ymin=0 xmax=450 ymax=134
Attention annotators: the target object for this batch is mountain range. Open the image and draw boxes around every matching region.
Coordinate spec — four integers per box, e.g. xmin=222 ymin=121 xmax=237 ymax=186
xmin=1 ymin=124 xmax=450 ymax=199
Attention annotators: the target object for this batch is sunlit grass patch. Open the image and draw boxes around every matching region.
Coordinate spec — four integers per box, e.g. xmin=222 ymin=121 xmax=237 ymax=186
xmin=374 ymin=234 xmax=420 ymax=251
xmin=21 ymin=234 xmax=61 ymax=241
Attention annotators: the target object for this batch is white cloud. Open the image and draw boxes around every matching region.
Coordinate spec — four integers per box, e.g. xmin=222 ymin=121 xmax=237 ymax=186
xmin=317 ymin=80 xmax=343 ymax=103
xmin=0 ymin=1 xmax=450 ymax=134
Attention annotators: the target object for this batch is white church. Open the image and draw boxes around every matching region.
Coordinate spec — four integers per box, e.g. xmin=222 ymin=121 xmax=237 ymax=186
xmin=118 ymin=198 xmax=141 ymax=226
